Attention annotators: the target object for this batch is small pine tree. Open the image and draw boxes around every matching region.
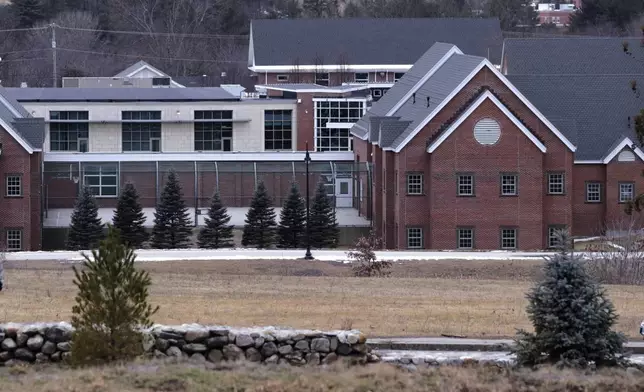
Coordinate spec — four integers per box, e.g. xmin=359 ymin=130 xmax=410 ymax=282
xmin=241 ymin=181 xmax=277 ymax=249
xmin=70 ymin=226 xmax=158 ymax=365
xmin=112 ymin=183 xmax=148 ymax=248
xmin=514 ymin=230 xmax=627 ymax=368
xmin=68 ymin=187 xmax=104 ymax=250
xmin=198 ymin=192 xmax=234 ymax=249
xmin=277 ymin=182 xmax=306 ymax=248
xmin=151 ymin=170 xmax=193 ymax=249
xmin=309 ymin=180 xmax=339 ymax=249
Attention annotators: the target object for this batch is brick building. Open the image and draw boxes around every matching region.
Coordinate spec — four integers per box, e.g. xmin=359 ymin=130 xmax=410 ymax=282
xmin=351 ymin=42 xmax=644 ymax=250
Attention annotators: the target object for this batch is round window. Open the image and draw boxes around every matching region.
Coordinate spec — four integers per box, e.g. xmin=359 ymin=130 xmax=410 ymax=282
xmin=473 ymin=118 xmax=501 ymax=145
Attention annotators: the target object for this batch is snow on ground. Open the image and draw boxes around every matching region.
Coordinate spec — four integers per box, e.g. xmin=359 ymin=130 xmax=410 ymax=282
xmin=43 ymin=207 xmax=371 ymax=228
xmin=5 ymin=248 xmax=557 ymax=263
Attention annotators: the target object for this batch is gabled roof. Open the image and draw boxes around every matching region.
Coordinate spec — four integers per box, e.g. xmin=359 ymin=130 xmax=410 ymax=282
xmin=351 ymin=42 xmax=575 ymax=153
xmin=0 ymin=87 xmax=43 ymax=153
xmin=114 ymin=60 xmax=185 ymax=87
xmin=601 ymin=136 xmax=644 ymax=164
xmin=509 ymin=74 xmax=644 ymax=161
xmin=502 ymin=37 xmax=644 ymax=75
xmin=6 ymin=87 xmax=238 ymax=102
xmin=250 ymin=18 xmax=503 ymax=69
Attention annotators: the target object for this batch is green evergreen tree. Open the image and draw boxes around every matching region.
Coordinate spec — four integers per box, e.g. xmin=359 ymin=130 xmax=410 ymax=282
xmin=70 ymin=226 xmax=159 ymax=365
xmin=151 ymin=170 xmax=193 ymax=249
xmin=514 ymin=230 xmax=627 ymax=368
xmin=11 ymin=0 xmax=45 ymax=28
xmin=309 ymin=180 xmax=339 ymax=249
xmin=112 ymin=182 xmax=148 ymax=248
xmin=241 ymin=181 xmax=277 ymax=249
xmin=277 ymin=182 xmax=306 ymax=248
xmin=197 ymin=192 xmax=234 ymax=249
xmin=67 ymin=186 xmax=104 ymax=250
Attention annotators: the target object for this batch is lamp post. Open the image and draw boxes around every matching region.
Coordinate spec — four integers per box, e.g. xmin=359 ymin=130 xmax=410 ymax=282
xmin=304 ymin=142 xmax=314 ymax=260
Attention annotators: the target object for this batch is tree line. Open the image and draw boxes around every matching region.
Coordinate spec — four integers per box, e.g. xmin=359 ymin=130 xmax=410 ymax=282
xmin=66 ymin=169 xmax=339 ymax=250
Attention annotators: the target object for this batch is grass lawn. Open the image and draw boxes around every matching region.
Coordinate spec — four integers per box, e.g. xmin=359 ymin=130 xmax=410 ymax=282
xmin=1 ymin=258 xmax=643 ymax=339
xmin=2 ymin=360 xmax=644 ymax=392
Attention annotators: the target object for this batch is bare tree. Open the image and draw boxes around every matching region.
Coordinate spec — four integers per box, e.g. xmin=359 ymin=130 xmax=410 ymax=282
xmin=337 ymin=52 xmax=352 ymax=84
xmin=348 ymin=230 xmax=390 ymax=278
xmin=290 ymin=57 xmax=301 ymax=83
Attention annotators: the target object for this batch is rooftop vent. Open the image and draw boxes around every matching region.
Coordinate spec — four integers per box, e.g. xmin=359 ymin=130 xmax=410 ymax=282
xmin=20 ymin=82 xmax=27 ymax=88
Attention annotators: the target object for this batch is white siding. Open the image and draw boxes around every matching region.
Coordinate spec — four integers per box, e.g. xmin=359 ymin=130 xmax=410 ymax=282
xmin=22 ymin=100 xmax=297 ymax=153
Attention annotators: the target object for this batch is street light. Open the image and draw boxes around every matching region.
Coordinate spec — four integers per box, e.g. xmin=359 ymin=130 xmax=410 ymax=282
xmin=304 ymin=142 xmax=314 ymax=260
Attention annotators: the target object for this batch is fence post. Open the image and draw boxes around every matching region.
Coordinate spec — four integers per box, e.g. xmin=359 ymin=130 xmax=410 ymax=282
xmin=193 ymin=161 xmax=198 ymax=227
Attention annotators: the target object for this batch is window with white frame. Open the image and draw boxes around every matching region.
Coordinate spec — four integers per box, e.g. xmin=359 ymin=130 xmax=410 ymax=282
xmin=49 ymin=111 xmax=89 ymax=152
xmin=548 ymin=225 xmax=566 ymax=248
xmin=500 ymin=174 xmax=517 ymax=196
xmin=407 ymin=227 xmax=423 ymax=249
xmin=315 ymin=73 xmax=329 ymax=86
xmin=354 ymin=73 xmax=369 ymax=83
xmin=276 ymin=74 xmax=289 ymax=82
xmin=264 ymin=110 xmax=293 ymax=150
xmin=586 ymin=182 xmax=602 ymax=203
xmin=406 ymin=173 xmax=423 ymax=195
xmin=501 ymin=228 xmax=517 ymax=249
xmin=194 ymin=110 xmax=233 ymax=151
xmin=5 ymin=175 xmax=21 ymax=197
xmin=122 ymin=111 xmax=161 ymax=152
xmin=619 ymin=182 xmax=634 ymax=203
xmin=83 ymin=163 xmax=118 ymax=197
xmin=457 ymin=228 xmax=474 ymax=249
xmin=394 ymin=72 xmax=405 ymax=82
xmin=372 ymin=89 xmax=382 ymax=97
xmin=547 ymin=172 xmax=565 ymax=194
xmin=457 ymin=174 xmax=474 ymax=196
xmin=315 ymin=100 xmax=365 ymax=151
xmin=6 ymin=229 xmax=21 ymax=251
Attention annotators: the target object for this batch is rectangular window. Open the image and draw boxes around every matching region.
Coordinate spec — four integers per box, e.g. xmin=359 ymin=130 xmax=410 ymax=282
xmin=264 ymin=110 xmax=293 ymax=151
xmin=500 ymin=173 xmax=518 ymax=196
xmin=6 ymin=229 xmax=21 ymax=251
xmin=586 ymin=182 xmax=602 ymax=203
xmin=315 ymin=73 xmax=329 ymax=86
xmin=548 ymin=225 xmax=567 ymax=248
xmin=457 ymin=174 xmax=474 ymax=196
xmin=122 ymin=111 xmax=162 ymax=152
xmin=354 ymin=72 xmax=369 ymax=83
xmin=276 ymin=74 xmax=289 ymax=82
xmin=547 ymin=172 xmax=565 ymax=195
xmin=619 ymin=182 xmax=634 ymax=203
xmin=406 ymin=173 xmax=423 ymax=195
xmin=407 ymin=227 xmax=423 ymax=249
xmin=83 ymin=163 xmax=118 ymax=197
xmin=315 ymin=100 xmax=365 ymax=151
xmin=5 ymin=175 xmax=21 ymax=197
xmin=372 ymin=89 xmax=382 ymax=97
xmin=501 ymin=228 xmax=517 ymax=249
xmin=194 ymin=110 xmax=233 ymax=151
xmin=49 ymin=111 xmax=89 ymax=152
xmin=152 ymin=77 xmax=170 ymax=86
xmin=394 ymin=72 xmax=405 ymax=82
xmin=457 ymin=227 xmax=474 ymax=249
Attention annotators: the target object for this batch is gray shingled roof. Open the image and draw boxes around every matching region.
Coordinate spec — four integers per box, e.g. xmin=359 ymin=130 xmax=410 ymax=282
xmin=5 ymin=88 xmax=238 ymax=102
xmin=503 ymin=37 xmax=644 ymax=75
xmin=0 ymin=87 xmax=43 ymax=151
xmin=251 ymin=18 xmax=503 ymax=66
xmin=509 ymin=74 xmax=644 ymax=160
xmin=351 ymin=43 xmax=485 ymax=150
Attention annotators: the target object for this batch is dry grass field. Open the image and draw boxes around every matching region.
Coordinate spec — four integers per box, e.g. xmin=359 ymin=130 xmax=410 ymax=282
xmin=1 ymin=258 xmax=643 ymax=339
xmin=2 ymin=360 xmax=644 ymax=392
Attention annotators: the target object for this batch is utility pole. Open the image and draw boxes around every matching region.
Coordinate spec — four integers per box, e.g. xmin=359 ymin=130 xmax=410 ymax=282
xmin=51 ymin=23 xmax=57 ymax=88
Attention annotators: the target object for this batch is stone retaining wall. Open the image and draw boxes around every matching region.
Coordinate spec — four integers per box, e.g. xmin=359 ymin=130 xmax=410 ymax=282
xmin=0 ymin=323 xmax=379 ymax=366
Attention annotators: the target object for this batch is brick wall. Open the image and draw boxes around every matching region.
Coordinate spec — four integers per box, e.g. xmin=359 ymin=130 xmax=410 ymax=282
xmin=605 ymin=155 xmax=644 ymax=229
xmin=572 ymin=164 xmax=606 ymax=237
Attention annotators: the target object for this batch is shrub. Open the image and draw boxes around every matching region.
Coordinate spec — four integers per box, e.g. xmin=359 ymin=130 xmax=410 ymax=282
xmin=70 ymin=226 xmax=158 ymax=366
xmin=514 ymin=230 xmax=627 ymax=368
xmin=348 ymin=230 xmax=390 ymax=277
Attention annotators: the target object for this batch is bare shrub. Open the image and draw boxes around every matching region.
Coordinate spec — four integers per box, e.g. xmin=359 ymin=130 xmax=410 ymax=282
xmin=585 ymin=219 xmax=644 ymax=285
xmin=347 ymin=230 xmax=390 ymax=277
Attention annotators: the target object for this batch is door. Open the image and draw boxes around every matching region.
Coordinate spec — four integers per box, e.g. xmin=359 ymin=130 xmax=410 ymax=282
xmin=335 ymin=178 xmax=352 ymax=208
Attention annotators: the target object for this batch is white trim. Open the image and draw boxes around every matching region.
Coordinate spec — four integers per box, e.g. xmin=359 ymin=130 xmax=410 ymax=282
xmin=121 ymin=64 xmax=185 ymax=88
xmin=313 ymin=97 xmax=368 ymax=103
xmin=256 ymin=84 xmax=369 ymax=93
xmin=386 ymin=46 xmax=462 ymax=116
xmin=602 ymin=137 xmax=644 ymax=164
xmin=351 ymin=123 xmax=369 ymax=140
xmin=0 ymin=117 xmax=35 ymax=154
xmin=326 ymin=122 xmax=355 ymax=129
xmin=574 ymin=160 xmax=603 ymax=164
xmin=44 ymin=151 xmax=355 ymax=163
xmin=390 ymin=59 xmax=576 ymax=153
xmin=426 ymin=91 xmax=547 ymax=154
xmin=345 ymin=82 xmax=394 ymax=89
xmin=249 ymin=64 xmax=413 ymax=72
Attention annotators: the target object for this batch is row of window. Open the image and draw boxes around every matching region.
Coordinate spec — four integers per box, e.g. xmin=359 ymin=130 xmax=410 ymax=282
xmin=406 ymin=226 xmax=566 ymax=250
xmin=49 ymin=110 xmax=294 ymax=153
xmin=276 ymin=72 xmax=405 ymax=85
xmin=405 ymin=173 xmax=635 ymax=202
